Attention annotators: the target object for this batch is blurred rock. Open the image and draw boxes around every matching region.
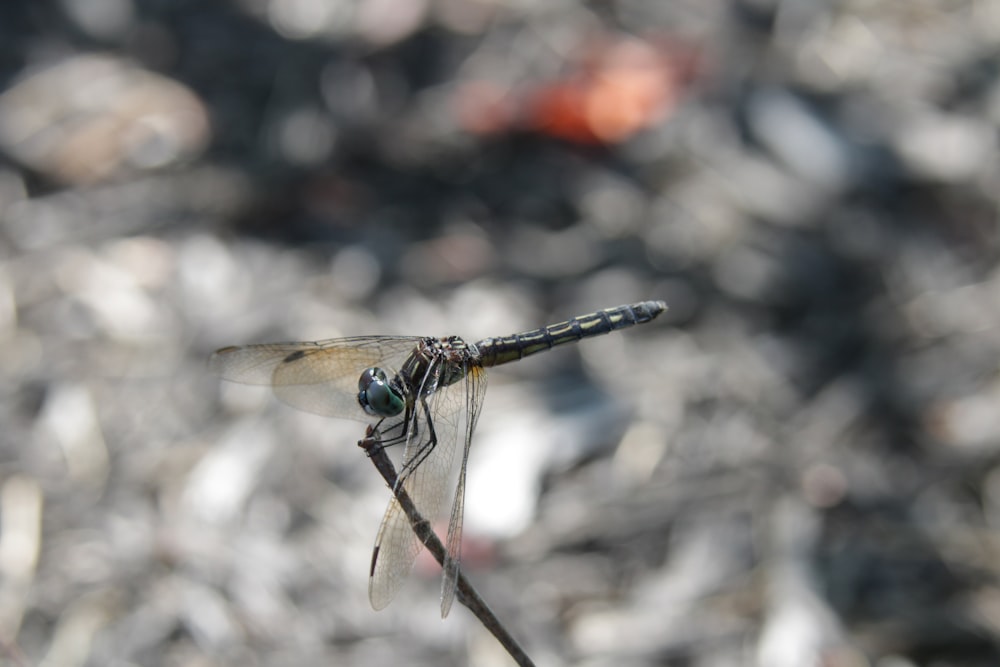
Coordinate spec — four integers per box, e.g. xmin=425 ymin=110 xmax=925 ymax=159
xmin=0 ymin=55 xmax=209 ymax=185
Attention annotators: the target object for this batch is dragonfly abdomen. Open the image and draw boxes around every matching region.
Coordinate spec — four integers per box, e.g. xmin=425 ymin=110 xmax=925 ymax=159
xmin=475 ymin=300 xmax=666 ymax=368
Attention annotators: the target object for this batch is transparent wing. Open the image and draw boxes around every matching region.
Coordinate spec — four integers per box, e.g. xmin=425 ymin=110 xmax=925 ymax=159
xmin=368 ymin=356 xmax=477 ymax=612
xmin=440 ymin=363 xmax=487 ymax=617
xmin=209 ymin=336 xmax=423 ymax=419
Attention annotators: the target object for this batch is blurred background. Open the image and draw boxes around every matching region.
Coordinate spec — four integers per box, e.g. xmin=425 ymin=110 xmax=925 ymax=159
xmin=2 ymin=1 xmax=1000 ymax=665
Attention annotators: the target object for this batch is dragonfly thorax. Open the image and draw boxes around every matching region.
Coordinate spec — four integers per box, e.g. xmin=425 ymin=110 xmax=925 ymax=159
xmin=358 ymin=367 xmax=405 ymax=417
xmin=437 ymin=336 xmax=477 ymax=387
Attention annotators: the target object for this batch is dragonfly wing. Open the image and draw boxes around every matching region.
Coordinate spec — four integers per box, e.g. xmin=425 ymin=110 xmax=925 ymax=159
xmin=368 ymin=489 xmax=423 ymax=610
xmin=210 ymin=336 xmax=422 ymax=419
xmin=368 ymin=354 xmax=469 ymax=611
xmin=440 ymin=363 xmax=487 ymax=618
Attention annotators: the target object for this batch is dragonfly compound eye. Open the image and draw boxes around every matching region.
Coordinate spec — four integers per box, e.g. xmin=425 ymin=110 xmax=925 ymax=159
xmin=357 ymin=367 xmax=405 ymax=417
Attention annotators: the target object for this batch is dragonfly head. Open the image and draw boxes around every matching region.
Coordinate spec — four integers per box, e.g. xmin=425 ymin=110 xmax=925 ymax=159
xmin=358 ymin=367 xmax=405 ymax=417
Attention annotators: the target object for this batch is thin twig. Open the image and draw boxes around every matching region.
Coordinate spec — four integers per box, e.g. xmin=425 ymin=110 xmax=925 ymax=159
xmin=359 ymin=426 xmax=536 ymax=667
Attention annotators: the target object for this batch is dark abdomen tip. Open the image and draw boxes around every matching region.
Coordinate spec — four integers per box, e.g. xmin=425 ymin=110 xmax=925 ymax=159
xmin=632 ymin=300 xmax=668 ymax=321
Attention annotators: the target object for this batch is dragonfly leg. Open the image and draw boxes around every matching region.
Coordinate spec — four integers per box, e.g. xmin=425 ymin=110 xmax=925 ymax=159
xmin=394 ymin=395 xmax=438 ymax=490
xmin=378 ymin=404 xmax=413 ymax=446
xmin=361 ymin=402 xmax=415 ymax=453
xmin=357 ymin=424 xmax=384 ymax=459
xmin=358 ymin=405 xmax=410 ymax=455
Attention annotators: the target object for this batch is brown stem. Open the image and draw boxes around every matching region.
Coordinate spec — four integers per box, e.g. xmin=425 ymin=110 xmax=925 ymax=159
xmin=359 ymin=426 xmax=536 ymax=667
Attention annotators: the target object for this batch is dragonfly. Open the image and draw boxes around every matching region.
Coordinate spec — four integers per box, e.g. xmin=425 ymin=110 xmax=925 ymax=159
xmin=210 ymin=300 xmax=666 ymax=617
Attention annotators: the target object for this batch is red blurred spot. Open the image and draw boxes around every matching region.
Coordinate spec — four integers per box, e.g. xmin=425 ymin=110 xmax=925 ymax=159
xmin=455 ymin=33 xmax=701 ymax=145
xmin=529 ymin=81 xmax=599 ymax=144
